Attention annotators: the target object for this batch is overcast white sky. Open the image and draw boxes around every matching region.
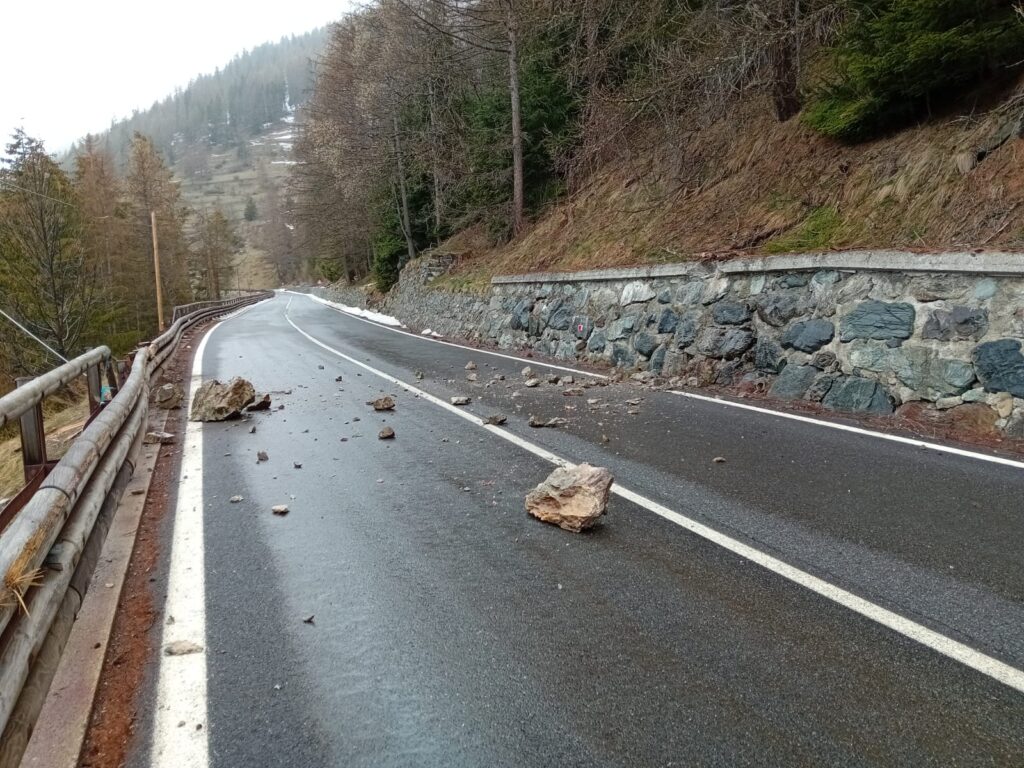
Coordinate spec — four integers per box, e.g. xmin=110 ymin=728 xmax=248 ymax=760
xmin=1 ymin=1 xmax=355 ymax=152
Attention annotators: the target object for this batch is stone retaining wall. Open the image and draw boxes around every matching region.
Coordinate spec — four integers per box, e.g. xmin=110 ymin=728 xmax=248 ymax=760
xmin=319 ymin=252 xmax=1024 ymax=438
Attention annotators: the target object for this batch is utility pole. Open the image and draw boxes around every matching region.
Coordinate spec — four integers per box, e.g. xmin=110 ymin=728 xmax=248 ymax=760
xmin=151 ymin=210 xmax=165 ymax=332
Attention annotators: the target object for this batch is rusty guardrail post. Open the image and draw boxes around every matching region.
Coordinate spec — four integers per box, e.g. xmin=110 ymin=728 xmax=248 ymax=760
xmin=86 ymin=363 xmax=102 ymax=413
xmin=14 ymin=378 xmax=46 ymax=484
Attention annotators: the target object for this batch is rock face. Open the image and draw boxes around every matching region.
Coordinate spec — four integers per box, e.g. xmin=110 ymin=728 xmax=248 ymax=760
xmin=315 ymin=253 xmax=1024 ymax=440
xmin=780 ymin=319 xmax=834 ymax=353
xmin=840 ymin=301 xmax=915 ymax=342
xmin=973 ymin=339 xmax=1024 ymax=397
xmin=525 ymin=464 xmax=613 ymax=532
xmin=769 ymin=365 xmax=818 ymax=400
xmin=922 ymin=307 xmax=988 ymax=341
xmin=190 ymin=378 xmax=256 ymax=422
xmin=822 ymin=376 xmax=894 ymax=414
xmin=711 ymin=301 xmax=751 ymax=325
xmin=154 ymin=383 xmax=183 ymax=410
xmin=696 ymin=328 xmax=754 ymax=359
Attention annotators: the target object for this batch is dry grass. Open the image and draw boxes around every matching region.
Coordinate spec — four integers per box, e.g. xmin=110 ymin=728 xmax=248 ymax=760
xmin=0 ymin=387 xmax=90 ymax=501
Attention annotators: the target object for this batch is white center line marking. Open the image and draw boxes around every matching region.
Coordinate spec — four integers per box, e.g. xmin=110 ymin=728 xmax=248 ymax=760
xmin=284 ymin=307 xmax=1024 ymax=695
xmin=288 ymin=291 xmax=1024 ymax=472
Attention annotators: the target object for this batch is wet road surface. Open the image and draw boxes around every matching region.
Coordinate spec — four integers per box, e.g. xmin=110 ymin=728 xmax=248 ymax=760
xmin=125 ymin=292 xmax=1024 ymax=767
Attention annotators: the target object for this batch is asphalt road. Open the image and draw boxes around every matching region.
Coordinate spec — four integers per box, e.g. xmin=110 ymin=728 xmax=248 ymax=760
xmin=126 ymin=292 xmax=1024 ymax=767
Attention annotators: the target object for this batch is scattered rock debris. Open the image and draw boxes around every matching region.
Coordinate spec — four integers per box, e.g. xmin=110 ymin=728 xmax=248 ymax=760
xmin=415 ymin=371 xmax=425 ymax=380
xmin=522 ymin=367 xmax=533 ymax=378
xmin=257 ymin=451 xmax=269 ymax=463
xmin=190 ymin=378 xmax=256 ymax=421
xmin=379 ymin=426 xmax=396 ymax=440
xmin=164 ymin=640 xmax=204 ymax=656
xmin=466 ymin=373 xmax=478 ymax=382
xmin=465 ymin=361 xmax=477 ymax=371
xmin=143 ymin=431 xmax=176 ymax=445
xmin=335 ymin=376 xmax=344 ymax=382
xmin=272 ymin=505 xmax=290 ymax=516
xmin=370 ymin=395 xmax=396 ymax=411
xmin=713 ymin=456 xmax=727 ymax=464
xmin=524 ymin=379 xmax=541 ymax=388
xmin=529 ymin=416 xmax=567 ymax=428
xmin=293 ymin=462 xmax=303 ymax=469
xmin=485 ymin=414 xmax=508 ymax=426
xmin=249 ymin=425 xmax=257 ymax=434
xmin=303 ymin=615 xmax=316 ymax=625
xmin=154 ymin=383 xmax=183 ymax=410
xmin=526 ymin=464 xmax=614 ymax=533
xmin=451 ymin=396 xmax=472 ymax=406
xmin=246 ymin=394 xmax=272 ymax=412
xmin=229 ymin=495 xmax=244 ymax=503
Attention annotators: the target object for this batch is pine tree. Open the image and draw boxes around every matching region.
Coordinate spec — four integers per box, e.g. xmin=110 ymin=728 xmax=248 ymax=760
xmin=0 ymin=130 xmax=98 ymax=372
xmin=244 ymin=196 xmax=258 ymax=221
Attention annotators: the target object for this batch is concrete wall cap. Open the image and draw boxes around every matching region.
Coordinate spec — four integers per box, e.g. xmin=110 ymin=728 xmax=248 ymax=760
xmin=491 ymin=250 xmax=1024 ymax=284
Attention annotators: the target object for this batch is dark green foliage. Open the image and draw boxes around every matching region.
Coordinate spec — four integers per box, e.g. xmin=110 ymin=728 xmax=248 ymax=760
xmin=244 ymin=196 xmax=258 ymax=221
xmin=370 ymin=177 xmax=434 ymax=292
xmin=371 ymin=203 xmax=406 ymax=292
xmin=449 ymin=34 xmax=579 ymax=241
xmin=805 ymin=0 xmax=1024 ymax=141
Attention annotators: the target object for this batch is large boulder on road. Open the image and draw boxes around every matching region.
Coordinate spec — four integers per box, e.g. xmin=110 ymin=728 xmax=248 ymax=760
xmin=190 ymin=378 xmax=256 ymax=422
xmin=526 ymin=464 xmax=613 ymax=533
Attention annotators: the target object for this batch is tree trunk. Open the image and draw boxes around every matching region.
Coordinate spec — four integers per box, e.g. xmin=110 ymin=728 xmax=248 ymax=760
xmin=771 ymin=1 xmax=801 ymax=122
xmin=506 ymin=4 xmax=525 ymax=236
xmin=392 ymin=115 xmax=417 ymax=265
xmin=427 ymin=78 xmax=444 ymax=237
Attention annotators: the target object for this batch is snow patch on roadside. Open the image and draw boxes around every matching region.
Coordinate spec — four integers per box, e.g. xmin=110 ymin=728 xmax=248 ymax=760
xmin=307 ymin=293 xmax=406 ymax=327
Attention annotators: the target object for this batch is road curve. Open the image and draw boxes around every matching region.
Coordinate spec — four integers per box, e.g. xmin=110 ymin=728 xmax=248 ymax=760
xmin=125 ymin=292 xmax=1024 ymax=768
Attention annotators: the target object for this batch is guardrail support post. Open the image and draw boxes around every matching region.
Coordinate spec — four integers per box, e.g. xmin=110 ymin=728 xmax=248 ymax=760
xmin=86 ymin=363 xmax=102 ymax=412
xmin=15 ymin=377 xmax=47 ymax=483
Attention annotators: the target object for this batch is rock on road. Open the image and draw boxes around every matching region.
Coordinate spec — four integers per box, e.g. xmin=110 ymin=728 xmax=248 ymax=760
xmin=123 ymin=292 xmax=1024 ymax=768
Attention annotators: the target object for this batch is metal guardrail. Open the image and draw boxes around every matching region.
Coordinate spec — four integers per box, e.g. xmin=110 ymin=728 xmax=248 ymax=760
xmin=0 ymin=289 xmax=272 ymax=766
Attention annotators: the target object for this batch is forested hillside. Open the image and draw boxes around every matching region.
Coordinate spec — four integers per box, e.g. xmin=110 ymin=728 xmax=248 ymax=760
xmin=1 ymin=31 xmax=327 ymax=393
xmin=91 ymin=30 xmax=326 ymax=164
xmin=294 ymin=1 xmax=1024 ymax=291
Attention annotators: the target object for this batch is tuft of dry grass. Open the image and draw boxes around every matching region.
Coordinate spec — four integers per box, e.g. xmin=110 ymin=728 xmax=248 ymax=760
xmin=1 ymin=567 xmax=44 ymax=614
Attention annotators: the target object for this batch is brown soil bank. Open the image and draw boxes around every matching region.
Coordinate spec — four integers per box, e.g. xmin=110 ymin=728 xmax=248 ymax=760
xmin=445 ymin=96 xmax=1024 ymax=283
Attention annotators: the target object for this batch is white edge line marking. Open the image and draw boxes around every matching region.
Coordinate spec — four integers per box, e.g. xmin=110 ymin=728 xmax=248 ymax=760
xmin=669 ymin=389 xmax=1024 ymax=472
xmin=284 ymin=309 xmax=1024 ymax=695
xmin=150 ymin=313 xmax=245 ymax=767
xmin=288 ymin=290 xmax=1023 ymax=472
